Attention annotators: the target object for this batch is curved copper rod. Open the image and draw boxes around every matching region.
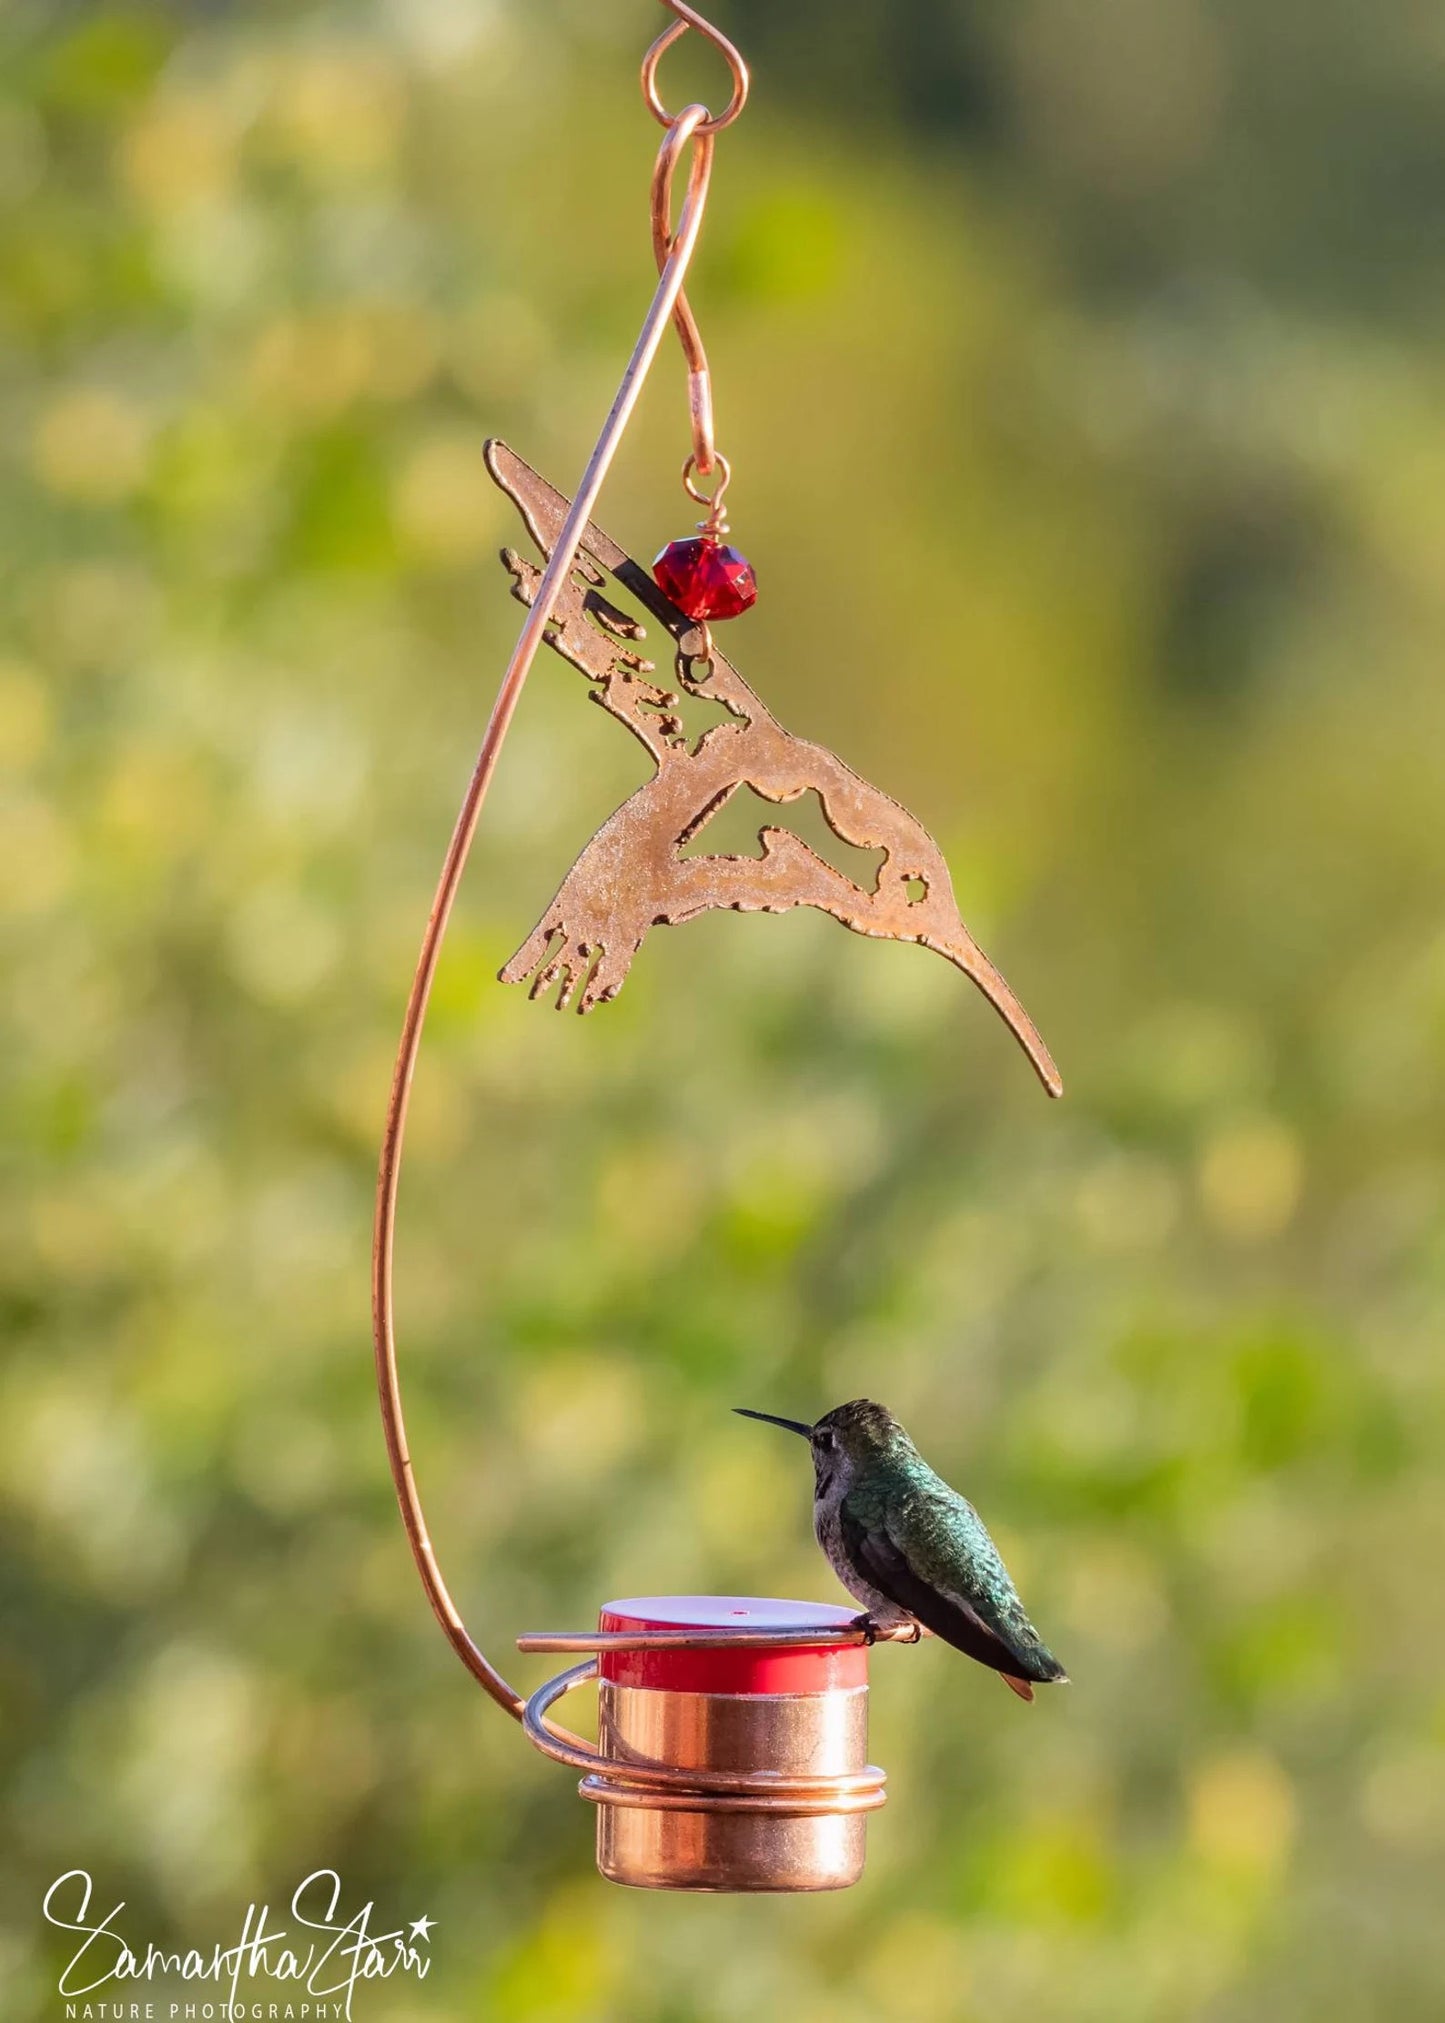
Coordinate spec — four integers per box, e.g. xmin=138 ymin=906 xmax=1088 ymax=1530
xmin=371 ymin=108 xmax=717 ymax=1726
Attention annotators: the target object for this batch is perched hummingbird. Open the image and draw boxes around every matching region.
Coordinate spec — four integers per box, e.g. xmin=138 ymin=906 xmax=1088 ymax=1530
xmin=735 ymin=1398 xmax=1068 ymax=1702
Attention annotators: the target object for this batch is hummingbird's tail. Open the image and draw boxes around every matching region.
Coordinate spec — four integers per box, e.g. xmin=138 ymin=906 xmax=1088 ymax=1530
xmin=1002 ymin=1674 xmax=1036 ymax=1702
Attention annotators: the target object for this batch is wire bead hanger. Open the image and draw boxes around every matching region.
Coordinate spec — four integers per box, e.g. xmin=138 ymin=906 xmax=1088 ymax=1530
xmin=645 ymin=1 xmax=748 ymax=482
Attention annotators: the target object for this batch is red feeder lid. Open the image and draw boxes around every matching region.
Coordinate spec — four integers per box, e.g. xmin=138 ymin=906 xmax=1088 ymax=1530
xmin=599 ymin=1595 xmax=868 ymax=1695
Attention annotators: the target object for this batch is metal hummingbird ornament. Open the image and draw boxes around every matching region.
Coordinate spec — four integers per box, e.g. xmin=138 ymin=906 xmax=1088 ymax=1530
xmin=371 ymin=0 xmax=1067 ymax=1898
xmin=484 ymin=441 xmax=1061 ymax=1093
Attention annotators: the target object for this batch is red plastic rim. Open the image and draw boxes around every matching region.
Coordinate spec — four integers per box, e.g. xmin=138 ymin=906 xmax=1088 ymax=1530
xmin=598 ymin=1595 xmax=869 ymax=1695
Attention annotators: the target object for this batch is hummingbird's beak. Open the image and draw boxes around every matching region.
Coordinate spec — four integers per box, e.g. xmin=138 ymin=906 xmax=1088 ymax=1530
xmin=924 ymin=918 xmax=1063 ymax=1100
xmin=733 ymin=1407 xmax=815 ymax=1439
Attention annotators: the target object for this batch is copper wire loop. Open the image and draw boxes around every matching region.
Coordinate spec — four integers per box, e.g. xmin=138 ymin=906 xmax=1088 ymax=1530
xmin=682 ymin=449 xmax=730 ymax=507
xmin=651 ymin=110 xmax=719 ymax=475
xmin=581 ymin=1781 xmax=888 ymax=1817
xmin=525 ymin=1664 xmax=890 ymax=1816
xmin=646 ymin=2 xmax=752 ymax=474
xmin=642 ymin=2 xmax=750 ymax=136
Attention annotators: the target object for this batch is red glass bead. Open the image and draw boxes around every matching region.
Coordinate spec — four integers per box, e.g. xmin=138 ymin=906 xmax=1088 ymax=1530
xmin=653 ymin=536 xmax=757 ymax=621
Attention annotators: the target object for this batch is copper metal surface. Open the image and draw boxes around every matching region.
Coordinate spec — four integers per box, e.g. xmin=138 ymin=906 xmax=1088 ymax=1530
xmin=519 ymin=1667 xmax=883 ymax=1890
xmin=596 ymin=1682 xmax=873 ymax=1890
xmin=484 ymin=441 xmax=1062 ymax=1099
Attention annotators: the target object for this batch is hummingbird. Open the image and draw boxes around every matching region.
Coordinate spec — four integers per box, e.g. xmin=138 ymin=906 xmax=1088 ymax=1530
xmin=735 ymin=1398 xmax=1068 ymax=1702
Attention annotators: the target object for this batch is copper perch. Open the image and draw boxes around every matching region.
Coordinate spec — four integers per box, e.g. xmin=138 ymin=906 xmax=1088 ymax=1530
xmin=484 ymin=440 xmax=1063 ymax=1100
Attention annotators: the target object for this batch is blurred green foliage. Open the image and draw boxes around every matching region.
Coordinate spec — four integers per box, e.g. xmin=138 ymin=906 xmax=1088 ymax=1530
xmin=3 ymin=2 xmax=1445 ymax=2018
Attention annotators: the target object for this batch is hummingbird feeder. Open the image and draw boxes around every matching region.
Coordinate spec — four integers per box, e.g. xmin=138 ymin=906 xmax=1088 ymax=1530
xmin=371 ymin=1 xmax=1060 ymax=1895
xmin=520 ymin=1597 xmax=898 ymax=1893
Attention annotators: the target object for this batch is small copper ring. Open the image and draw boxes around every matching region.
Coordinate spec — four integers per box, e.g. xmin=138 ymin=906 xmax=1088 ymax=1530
xmin=682 ymin=449 xmax=731 ymax=508
xmin=642 ymin=8 xmax=750 ymax=137
xmin=578 ymin=1777 xmax=889 ymax=1818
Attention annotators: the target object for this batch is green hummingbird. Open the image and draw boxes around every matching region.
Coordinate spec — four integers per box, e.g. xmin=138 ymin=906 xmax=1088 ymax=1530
xmin=735 ymin=1398 xmax=1069 ymax=1702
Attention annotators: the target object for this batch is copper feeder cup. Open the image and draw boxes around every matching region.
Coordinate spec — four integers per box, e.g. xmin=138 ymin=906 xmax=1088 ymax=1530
xmin=516 ymin=1596 xmax=890 ymax=1892
xmin=594 ymin=1597 xmax=873 ymax=1891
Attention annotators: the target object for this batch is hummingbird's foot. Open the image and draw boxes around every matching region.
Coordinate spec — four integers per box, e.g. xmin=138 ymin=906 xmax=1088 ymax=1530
xmin=850 ymin=1612 xmax=923 ymax=1645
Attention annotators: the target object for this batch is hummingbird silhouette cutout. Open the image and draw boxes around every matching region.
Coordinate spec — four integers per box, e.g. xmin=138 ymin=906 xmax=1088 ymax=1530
xmin=484 ymin=440 xmax=1061 ymax=1098
xmin=736 ymin=1399 xmax=1068 ymax=1702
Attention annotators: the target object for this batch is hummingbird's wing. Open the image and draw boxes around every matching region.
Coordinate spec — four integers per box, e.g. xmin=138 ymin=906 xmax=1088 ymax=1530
xmin=840 ymin=1481 xmax=1068 ymax=1689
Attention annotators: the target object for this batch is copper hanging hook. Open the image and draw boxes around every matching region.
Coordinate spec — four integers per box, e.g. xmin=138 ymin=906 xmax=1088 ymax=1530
xmin=642 ymin=2 xmax=750 ymax=137
xmin=645 ymin=6 xmax=749 ymax=476
xmin=650 ymin=110 xmax=719 ymax=474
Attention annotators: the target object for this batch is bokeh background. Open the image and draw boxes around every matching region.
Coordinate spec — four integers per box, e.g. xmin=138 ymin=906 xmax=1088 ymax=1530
xmin=4 ymin=1 xmax=1445 ymax=2017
